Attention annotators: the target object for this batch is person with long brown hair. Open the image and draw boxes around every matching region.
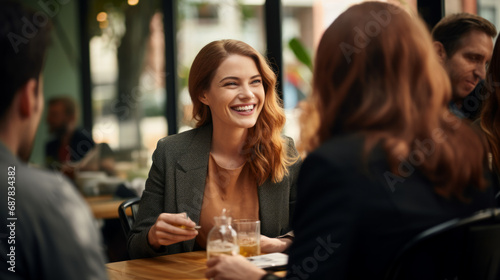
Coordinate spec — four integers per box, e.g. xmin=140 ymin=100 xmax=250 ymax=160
xmin=128 ymin=39 xmax=301 ymax=259
xmin=206 ymin=2 xmax=497 ymax=279
xmin=480 ymin=35 xmax=500 ymax=183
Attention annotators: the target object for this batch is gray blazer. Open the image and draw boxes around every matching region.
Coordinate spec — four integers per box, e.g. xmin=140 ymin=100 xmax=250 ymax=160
xmin=128 ymin=124 xmax=302 ymax=259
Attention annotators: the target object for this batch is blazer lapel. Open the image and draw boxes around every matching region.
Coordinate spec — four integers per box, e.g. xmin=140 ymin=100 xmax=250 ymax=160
xmin=258 ymin=179 xmax=284 ymax=236
xmin=175 ymin=125 xmax=212 ymax=251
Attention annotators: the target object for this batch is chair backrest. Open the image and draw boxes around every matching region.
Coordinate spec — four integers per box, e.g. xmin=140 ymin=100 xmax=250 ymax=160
xmin=118 ymin=197 xmax=141 ymax=237
xmin=386 ymin=208 xmax=500 ymax=280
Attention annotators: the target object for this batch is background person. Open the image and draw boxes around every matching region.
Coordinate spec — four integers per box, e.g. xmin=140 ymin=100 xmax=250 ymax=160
xmin=432 ymin=13 xmax=496 ymax=119
xmin=0 ymin=1 xmax=108 ymax=279
xmin=128 ymin=39 xmax=301 ymax=259
xmin=45 ymin=95 xmax=95 ymax=174
xmin=206 ymin=2 xmax=497 ymax=279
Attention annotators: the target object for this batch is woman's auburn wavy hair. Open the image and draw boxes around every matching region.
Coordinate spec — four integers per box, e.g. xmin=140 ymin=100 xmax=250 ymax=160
xmin=480 ymin=35 xmax=500 ymax=173
xmin=300 ymin=1 xmax=487 ymax=200
xmin=188 ymin=39 xmax=295 ymax=185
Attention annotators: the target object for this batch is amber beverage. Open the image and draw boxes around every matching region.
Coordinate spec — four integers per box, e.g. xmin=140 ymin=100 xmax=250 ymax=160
xmin=239 ymin=240 xmax=260 ymax=257
xmin=233 ymin=219 xmax=261 ymax=257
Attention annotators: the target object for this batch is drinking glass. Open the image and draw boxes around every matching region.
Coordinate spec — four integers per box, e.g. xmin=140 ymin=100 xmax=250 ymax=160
xmin=233 ymin=219 xmax=261 ymax=257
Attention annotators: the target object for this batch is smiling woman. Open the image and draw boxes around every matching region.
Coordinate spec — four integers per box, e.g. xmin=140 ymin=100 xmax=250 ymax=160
xmin=127 ymin=39 xmax=302 ymax=259
xmin=205 ymin=2 xmax=498 ymax=280
xmin=198 ymin=54 xmax=265 ymax=136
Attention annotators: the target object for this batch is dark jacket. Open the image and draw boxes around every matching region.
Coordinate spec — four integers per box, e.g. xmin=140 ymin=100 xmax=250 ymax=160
xmin=45 ymin=128 xmax=95 ymax=168
xmin=128 ymin=124 xmax=302 ymax=259
xmin=285 ymin=133 xmax=496 ymax=279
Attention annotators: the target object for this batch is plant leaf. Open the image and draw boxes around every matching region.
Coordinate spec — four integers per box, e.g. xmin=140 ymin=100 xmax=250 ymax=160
xmin=288 ymin=37 xmax=313 ymax=72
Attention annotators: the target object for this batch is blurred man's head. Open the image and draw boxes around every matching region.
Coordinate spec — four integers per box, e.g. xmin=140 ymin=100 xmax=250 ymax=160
xmin=47 ymin=96 xmax=77 ymax=136
xmin=0 ymin=0 xmax=52 ymax=160
xmin=432 ymin=13 xmax=496 ymax=101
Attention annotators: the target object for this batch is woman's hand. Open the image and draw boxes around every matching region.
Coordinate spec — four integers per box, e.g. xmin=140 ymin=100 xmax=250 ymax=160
xmin=206 ymin=254 xmax=266 ymax=280
xmin=260 ymin=235 xmax=292 ymax=253
xmin=147 ymin=213 xmax=198 ymax=249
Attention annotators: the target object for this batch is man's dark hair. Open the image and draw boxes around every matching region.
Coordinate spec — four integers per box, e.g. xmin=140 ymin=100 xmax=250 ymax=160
xmin=432 ymin=13 xmax=497 ymax=57
xmin=0 ymin=0 xmax=52 ymax=119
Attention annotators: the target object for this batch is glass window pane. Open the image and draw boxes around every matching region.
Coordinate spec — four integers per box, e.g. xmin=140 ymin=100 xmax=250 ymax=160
xmin=282 ymin=0 xmax=412 ymax=144
xmin=177 ymin=0 xmax=266 ymax=132
xmin=88 ymin=0 xmax=165 ymax=178
xmin=282 ymin=0 xmax=313 ymax=143
xmin=478 ymin=0 xmax=500 ymax=32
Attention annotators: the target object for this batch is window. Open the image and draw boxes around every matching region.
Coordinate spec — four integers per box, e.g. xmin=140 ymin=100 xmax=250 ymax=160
xmin=478 ymin=0 xmax=500 ymax=32
xmin=87 ymin=0 xmax=165 ymax=178
xmin=176 ymin=0 xmax=267 ymax=132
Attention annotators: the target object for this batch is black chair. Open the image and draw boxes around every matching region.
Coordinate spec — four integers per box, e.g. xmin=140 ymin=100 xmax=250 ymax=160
xmin=386 ymin=208 xmax=500 ymax=280
xmin=118 ymin=197 xmax=141 ymax=237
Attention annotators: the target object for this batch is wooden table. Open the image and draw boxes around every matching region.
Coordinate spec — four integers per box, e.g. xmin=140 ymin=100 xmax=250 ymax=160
xmin=106 ymin=251 xmax=286 ymax=280
xmin=85 ymin=195 xmax=128 ymax=219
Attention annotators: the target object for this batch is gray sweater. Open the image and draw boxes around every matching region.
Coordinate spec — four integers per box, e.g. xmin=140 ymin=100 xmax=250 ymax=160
xmin=0 ymin=142 xmax=108 ymax=280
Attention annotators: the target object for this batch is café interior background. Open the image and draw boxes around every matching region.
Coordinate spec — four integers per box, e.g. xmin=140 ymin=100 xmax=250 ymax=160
xmin=23 ymin=0 xmax=500 ymax=180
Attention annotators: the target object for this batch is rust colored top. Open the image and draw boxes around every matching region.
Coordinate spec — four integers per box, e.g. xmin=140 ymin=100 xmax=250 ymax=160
xmin=196 ymin=153 xmax=259 ymax=248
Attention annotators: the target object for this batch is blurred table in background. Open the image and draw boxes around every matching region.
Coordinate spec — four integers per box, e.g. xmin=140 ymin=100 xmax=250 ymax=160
xmin=85 ymin=195 xmax=128 ymax=219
